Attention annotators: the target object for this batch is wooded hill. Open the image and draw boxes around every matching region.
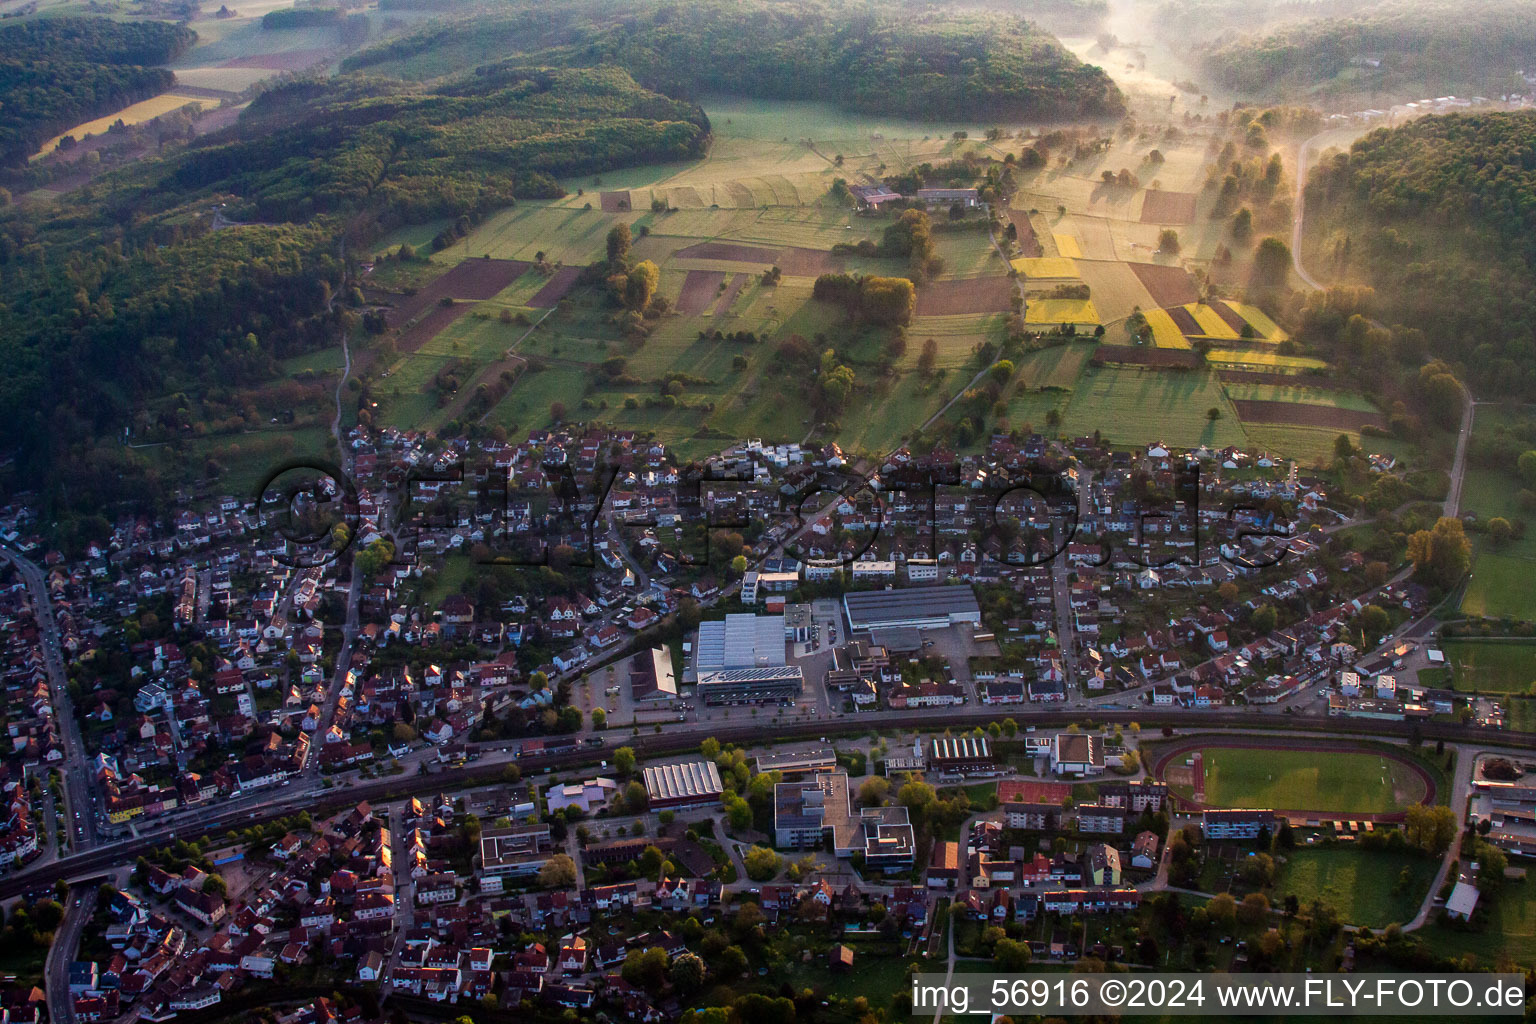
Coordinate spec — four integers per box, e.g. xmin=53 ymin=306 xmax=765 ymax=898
xmin=0 ymin=64 xmax=708 ymax=511
xmin=171 ymin=64 xmax=710 ymax=223
xmin=345 ymin=0 xmax=1125 ymax=121
xmin=1204 ymin=0 xmax=1536 ymax=97
xmin=1305 ymin=111 xmax=1536 ymax=400
xmin=0 ymin=17 xmax=195 ymax=166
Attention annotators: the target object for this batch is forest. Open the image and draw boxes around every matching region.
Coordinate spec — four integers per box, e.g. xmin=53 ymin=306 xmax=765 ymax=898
xmin=344 ymin=0 xmax=1124 ymax=121
xmin=0 ymin=64 xmax=708 ymax=512
xmin=1203 ymin=0 xmax=1536 ymax=97
xmin=170 ymin=65 xmax=710 ymax=223
xmin=0 ymin=18 xmax=194 ymax=166
xmin=1305 ymin=111 xmax=1536 ymax=401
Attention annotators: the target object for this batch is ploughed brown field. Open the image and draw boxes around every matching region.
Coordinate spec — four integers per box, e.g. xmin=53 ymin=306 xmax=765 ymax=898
xmin=1091 ymin=345 xmax=1200 ymax=368
xmin=221 ymin=49 xmax=331 ymax=71
xmin=527 ymin=265 xmax=583 ymax=308
xmin=1217 ymin=369 xmax=1347 ymax=390
xmin=1008 ymin=208 xmax=1043 ymax=257
xmin=915 ymin=275 xmax=1015 ymax=316
xmin=1140 ymin=189 xmax=1198 ymax=225
xmin=676 ymin=269 xmax=727 ymax=314
xmin=396 ymin=304 xmax=470 ymax=355
xmin=1128 ymin=261 xmax=1199 ymax=307
xmin=1209 ymin=299 xmax=1250 ymax=334
xmin=775 ymin=246 xmax=841 ymax=275
xmin=599 ymin=191 xmax=632 ymax=212
xmin=675 ymin=241 xmax=780 ymax=263
xmin=386 ymin=258 xmax=531 ymax=326
xmin=1165 ymin=305 xmax=1201 ymax=335
xmin=1230 ymin=400 xmax=1386 ymax=431
xmin=714 ymin=273 xmax=748 ymax=315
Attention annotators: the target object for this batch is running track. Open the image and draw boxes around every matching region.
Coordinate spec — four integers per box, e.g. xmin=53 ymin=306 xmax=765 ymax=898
xmin=1149 ymin=735 xmax=1437 ymax=822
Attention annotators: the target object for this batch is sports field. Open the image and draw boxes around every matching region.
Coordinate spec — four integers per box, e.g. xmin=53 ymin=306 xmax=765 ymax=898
xmin=1165 ymin=744 xmax=1428 ymax=814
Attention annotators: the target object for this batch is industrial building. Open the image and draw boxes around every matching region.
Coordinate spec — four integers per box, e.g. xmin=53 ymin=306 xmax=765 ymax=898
xmin=692 ymin=613 xmax=803 ymax=705
xmin=643 ymin=760 xmax=725 ymax=809
xmin=843 ymin=586 xmax=982 ymax=632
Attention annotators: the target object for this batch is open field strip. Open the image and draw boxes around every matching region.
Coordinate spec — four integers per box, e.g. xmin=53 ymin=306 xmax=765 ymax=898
xmin=1025 ymin=297 xmax=1099 ymax=325
xmin=1143 ymin=308 xmax=1189 ymax=348
xmin=1221 ymin=382 xmax=1379 ymax=411
xmin=1207 ymin=348 xmax=1329 ymax=372
xmin=1013 ymin=257 xmax=1078 ymax=278
xmin=1075 ymin=259 xmax=1158 ymax=322
xmin=1187 ymin=303 xmax=1242 ymax=340
xmin=1053 ymin=232 xmax=1083 ymax=258
xmin=1061 ymin=365 xmax=1248 ymax=449
xmin=1224 ymin=300 xmax=1289 ymax=341
xmin=906 ymin=313 xmax=1009 ymax=368
xmin=1244 ymin=424 xmax=1368 ymax=466
xmin=36 ymin=94 xmax=207 ymax=156
xmin=1438 ymin=640 xmax=1536 ymax=694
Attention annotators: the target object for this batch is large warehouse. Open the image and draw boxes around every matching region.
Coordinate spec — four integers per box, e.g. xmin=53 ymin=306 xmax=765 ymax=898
xmin=694 ymin=613 xmax=786 ymax=671
xmin=843 ymin=586 xmax=982 ymax=632
xmin=692 ymin=613 xmax=803 ymax=706
xmin=643 ymin=760 xmax=725 ymax=809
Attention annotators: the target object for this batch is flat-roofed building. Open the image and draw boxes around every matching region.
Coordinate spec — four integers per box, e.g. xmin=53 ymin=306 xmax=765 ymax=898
xmin=480 ymin=823 xmax=554 ymax=887
xmin=643 ymin=760 xmax=725 ymax=809
xmin=545 ymin=777 xmax=618 ymax=815
xmin=755 ymin=747 xmax=837 ymax=777
xmin=696 ymin=665 xmax=804 ymax=705
xmin=693 ymin=613 xmax=801 ymax=705
xmin=694 ymin=613 xmax=786 ymax=671
xmin=1201 ymin=809 xmax=1277 ymax=840
xmin=844 ymin=587 xmax=982 ymax=632
xmin=772 ymin=772 xmax=915 ymax=870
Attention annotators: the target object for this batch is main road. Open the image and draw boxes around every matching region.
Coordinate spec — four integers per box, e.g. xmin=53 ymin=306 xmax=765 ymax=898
xmin=0 ymin=545 xmax=99 ymax=851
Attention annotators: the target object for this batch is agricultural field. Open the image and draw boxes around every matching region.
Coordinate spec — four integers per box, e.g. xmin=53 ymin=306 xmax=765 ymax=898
xmin=1013 ymin=256 xmax=1077 ymax=279
xmin=1437 ymin=640 xmax=1536 ymax=695
xmin=1025 ymin=297 xmax=1100 ymax=325
xmin=344 ymin=89 xmax=1365 ymax=471
xmin=1206 ymin=348 xmax=1330 ymax=372
xmin=1458 ymin=406 xmax=1536 ymax=620
xmin=36 ymin=94 xmax=207 ymax=156
xmin=1165 ymin=744 xmax=1427 ymax=814
xmin=1142 ymin=308 xmax=1188 ymax=348
xmin=1273 ymin=847 xmax=1438 ymax=930
xmin=1074 ymin=259 xmax=1158 ymax=323
xmin=1059 ymin=365 xmax=1247 ymax=450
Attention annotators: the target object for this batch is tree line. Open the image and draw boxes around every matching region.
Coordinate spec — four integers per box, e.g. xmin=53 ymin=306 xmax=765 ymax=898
xmin=344 ymin=0 xmax=1126 ymax=121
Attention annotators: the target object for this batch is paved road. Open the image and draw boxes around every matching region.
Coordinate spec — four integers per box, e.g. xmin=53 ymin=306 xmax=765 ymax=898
xmin=1443 ymin=390 xmax=1477 ymax=519
xmin=45 ymin=884 xmax=97 ymax=1024
xmin=0 ymin=546 xmax=98 ymax=850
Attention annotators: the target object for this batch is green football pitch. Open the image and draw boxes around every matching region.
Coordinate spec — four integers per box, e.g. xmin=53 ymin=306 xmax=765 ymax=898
xmin=1175 ymin=746 xmax=1426 ymax=814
